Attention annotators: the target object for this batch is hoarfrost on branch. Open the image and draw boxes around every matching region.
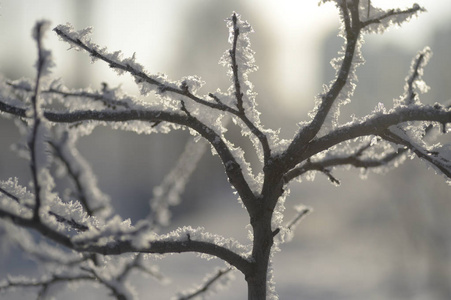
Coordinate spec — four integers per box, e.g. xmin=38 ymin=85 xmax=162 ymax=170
xmin=0 ymin=1 xmax=450 ymax=299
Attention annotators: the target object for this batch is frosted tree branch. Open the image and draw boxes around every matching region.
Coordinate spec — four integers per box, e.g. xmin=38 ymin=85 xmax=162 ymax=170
xmin=230 ymin=13 xmax=245 ymax=114
xmin=55 ymin=19 xmax=273 ymax=165
xmin=0 ymin=100 xmax=257 ymax=210
xmin=0 ymin=3 xmax=450 ymax=299
xmin=177 ymin=267 xmax=233 ymax=300
xmin=80 ymin=267 xmax=133 ymax=300
xmin=283 ymin=145 xmax=407 ymax=184
xmin=282 ymin=105 xmax=451 ymax=174
xmin=361 ymin=3 xmax=423 ymax=28
xmin=285 ymin=0 xmax=362 ymax=158
xmin=29 ymin=21 xmax=50 ymax=222
xmin=0 ymin=201 xmax=252 ymax=276
xmin=272 ymin=205 xmax=312 ymax=238
xmin=116 ymin=254 xmax=166 ymax=283
xmin=381 ymin=128 xmax=451 ymax=178
xmin=149 ymin=138 xmax=208 ymax=227
xmin=0 ymin=189 xmax=89 ymax=232
xmin=7 ymin=81 xmax=131 ymax=109
xmin=48 ymin=133 xmax=111 ymax=217
xmin=0 ymin=186 xmax=20 ymax=203
xmin=76 ymin=236 xmax=252 ymax=276
xmin=0 ymin=274 xmax=95 ymax=296
xmin=53 ymin=25 xmax=230 ymax=114
xmin=403 ymin=47 xmax=431 ymax=105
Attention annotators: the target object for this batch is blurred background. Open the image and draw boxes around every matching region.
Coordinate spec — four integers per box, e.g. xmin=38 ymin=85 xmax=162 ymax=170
xmin=0 ymin=0 xmax=450 ymax=299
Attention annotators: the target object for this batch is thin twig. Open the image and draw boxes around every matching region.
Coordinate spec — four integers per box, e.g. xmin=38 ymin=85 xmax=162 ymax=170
xmin=7 ymin=81 xmax=130 ymax=109
xmin=361 ymin=4 xmax=423 ymax=28
xmin=405 ymin=51 xmax=427 ymax=105
xmin=178 ymin=267 xmax=233 ymax=300
xmin=283 ymin=144 xmax=407 ymax=184
xmin=29 ymin=21 xmax=48 ymax=222
xmin=230 ymin=14 xmax=244 ymax=113
xmin=0 ymin=274 xmax=95 ymax=292
xmin=0 ymin=187 xmax=90 ymax=232
xmin=53 ymin=27 xmax=230 ymax=113
xmin=286 ymin=207 xmax=312 ymax=231
xmin=272 ymin=206 xmax=312 ymax=237
xmin=284 ymin=0 xmax=361 ymax=163
xmin=48 ymin=139 xmax=106 ymax=217
xmin=0 ymin=186 xmax=20 ymax=203
xmin=382 ymin=128 xmax=451 ymax=178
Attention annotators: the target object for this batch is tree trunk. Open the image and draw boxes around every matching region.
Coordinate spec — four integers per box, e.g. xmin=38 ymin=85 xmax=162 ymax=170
xmin=247 ymin=208 xmax=274 ymax=300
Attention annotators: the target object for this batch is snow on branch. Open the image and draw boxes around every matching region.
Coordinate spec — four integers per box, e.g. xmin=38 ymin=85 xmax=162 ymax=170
xmin=219 ymin=13 xmax=258 ymax=117
xmin=52 ymin=20 xmax=273 ymax=198
xmin=282 ymin=105 xmax=451 ymax=174
xmin=382 ymin=127 xmax=451 ymax=182
xmin=320 ymin=0 xmax=424 ymax=33
xmin=0 ymin=98 xmax=258 ymax=209
xmin=360 ymin=2 xmax=424 ymax=33
xmin=0 ymin=180 xmax=93 ymax=233
xmin=294 ymin=1 xmax=425 ymax=151
xmin=73 ymin=226 xmax=253 ymax=276
xmin=287 ymin=0 xmax=365 ymax=156
xmin=398 ymin=47 xmax=432 ymax=106
xmin=0 ymin=5 xmax=450 ymax=299
xmin=283 ymin=144 xmax=408 ymax=184
xmin=0 ymin=274 xmax=95 ymax=298
xmin=7 ymin=80 xmax=132 ymax=110
xmin=220 ymin=13 xmax=272 ymax=164
xmin=54 ymin=24 xmax=225 ymax=112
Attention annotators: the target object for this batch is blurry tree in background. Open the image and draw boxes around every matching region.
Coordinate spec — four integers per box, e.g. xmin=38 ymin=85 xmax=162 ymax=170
xmin=0 ymin=1 xmax=450 ymax=299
